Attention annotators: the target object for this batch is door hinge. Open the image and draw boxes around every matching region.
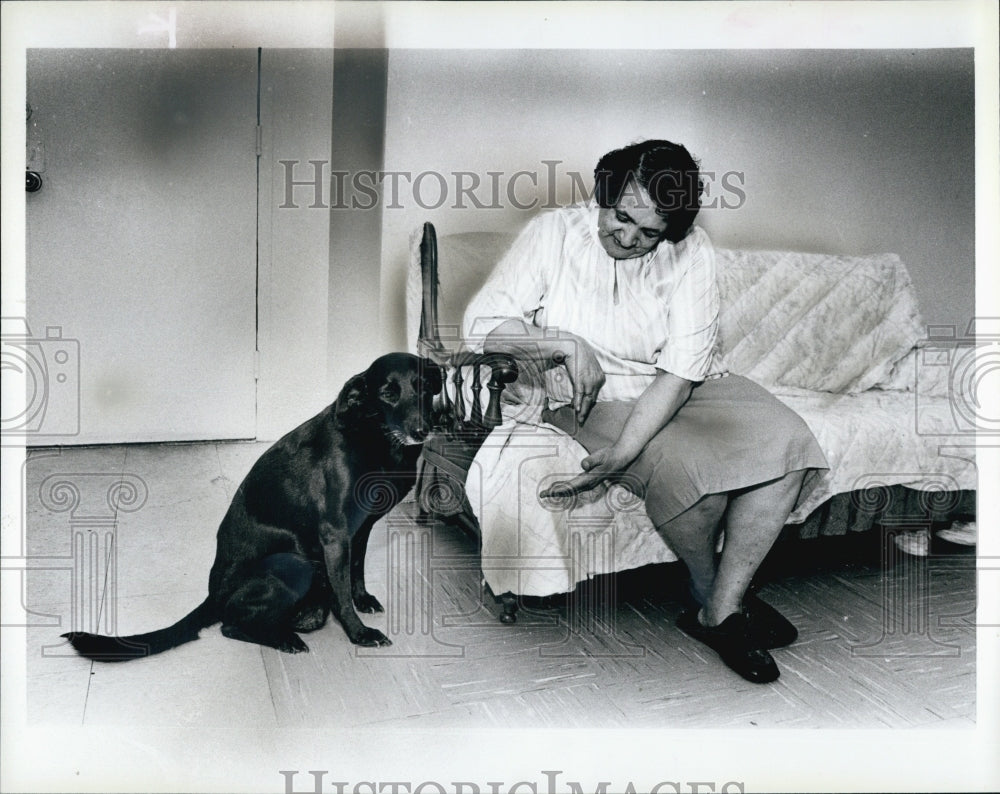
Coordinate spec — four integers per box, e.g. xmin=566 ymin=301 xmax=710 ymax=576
xmin=254 ymin=350 xmax=261 ymax=380
xmin=255 ymin=125 xmax=263 ymax=156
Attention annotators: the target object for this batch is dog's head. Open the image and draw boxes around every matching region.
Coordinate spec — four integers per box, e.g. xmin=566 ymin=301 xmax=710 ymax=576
xmin=335 ymin=353 xmax=443 ymax=445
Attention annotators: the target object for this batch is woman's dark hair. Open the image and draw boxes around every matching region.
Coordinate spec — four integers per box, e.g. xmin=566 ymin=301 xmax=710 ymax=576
xmin=593 ymin=139 xmax=702 ymax=243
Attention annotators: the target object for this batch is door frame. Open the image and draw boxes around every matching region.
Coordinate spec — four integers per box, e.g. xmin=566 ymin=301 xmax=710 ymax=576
xmin=254 ymin=49 xmax=334 ymax=441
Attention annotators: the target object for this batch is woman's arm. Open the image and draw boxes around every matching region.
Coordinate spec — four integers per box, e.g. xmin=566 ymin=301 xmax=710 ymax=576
xmin=483 ymin=318 xmax=607 ymax=422
xmin=540 ymin=369 xmax=695 ymax=497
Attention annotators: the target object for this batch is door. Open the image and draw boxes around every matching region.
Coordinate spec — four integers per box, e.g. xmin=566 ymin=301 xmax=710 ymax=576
xmin=24 ymin=49 xmax=258 ymax=444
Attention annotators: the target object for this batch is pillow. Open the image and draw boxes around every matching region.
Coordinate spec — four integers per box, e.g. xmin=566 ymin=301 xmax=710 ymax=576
xmin=715 ymin=248 xmax=924 ymax=393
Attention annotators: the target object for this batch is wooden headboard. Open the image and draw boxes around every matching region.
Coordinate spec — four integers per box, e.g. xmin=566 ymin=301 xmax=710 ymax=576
xmin=406 ymin=225 xmax=515 ymax=355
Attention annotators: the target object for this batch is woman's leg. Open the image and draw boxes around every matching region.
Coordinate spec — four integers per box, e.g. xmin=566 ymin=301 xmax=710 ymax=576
xmin=546 ymin=399 xmax=810 ymax=625
xmin=701 ymin=469 xmax=805 ymax=626
xmin=653 ymin=492 xmax=729 ymax=601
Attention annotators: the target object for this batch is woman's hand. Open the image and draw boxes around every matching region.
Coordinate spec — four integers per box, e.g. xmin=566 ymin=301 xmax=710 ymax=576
xmin=482 ymin=320 xmax=605 ymax=422
xmin=540 ymin=371 xmax=696 ymax=501
xmin=561 ymin=336 xmax=606 ymax=424
xmin=539 ymin=445 xmax=632 ymax=499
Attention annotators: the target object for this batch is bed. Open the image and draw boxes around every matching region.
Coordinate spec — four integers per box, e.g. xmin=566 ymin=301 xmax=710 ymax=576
xmin=407 ymin=222 xmax=978 ymax=617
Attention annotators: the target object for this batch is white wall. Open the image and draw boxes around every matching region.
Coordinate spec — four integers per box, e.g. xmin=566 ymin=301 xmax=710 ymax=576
xmin=257 ymin=49 xmax=336 ymax=439
xmin=328 ymin=48 xmax=390 ymax=393
xmin=17 ymin=46 xmax=978 ymax=444
xmin=380 ymin=48 xmax=975 ymax=348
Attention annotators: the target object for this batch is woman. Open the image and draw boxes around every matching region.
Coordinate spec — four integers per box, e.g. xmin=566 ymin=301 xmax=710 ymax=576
xmin=462 ymin=140 xmax=828 ymax=683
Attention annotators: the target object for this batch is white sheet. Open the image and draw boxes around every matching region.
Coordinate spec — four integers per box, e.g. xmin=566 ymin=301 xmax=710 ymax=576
xmin=465 ymin=384 xmax=975 ymax=597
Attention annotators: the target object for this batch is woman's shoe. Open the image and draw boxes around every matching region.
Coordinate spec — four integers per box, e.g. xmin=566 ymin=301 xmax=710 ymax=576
xmin=677 ymin=608 xmax=780 ymax=684
xmin=684 ymin=585 xmax=798 ymax=650
xmin=743 ymin=591 xmax=798 ymax=648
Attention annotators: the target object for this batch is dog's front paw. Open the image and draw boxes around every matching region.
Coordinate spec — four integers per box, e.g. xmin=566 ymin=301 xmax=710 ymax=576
xmin=353 ymin=592 xmax=384 ymax=614
xmin=351 ymin=626 xmax=392 ymax=647
xmin=277 ymin=633 xmax=310 ymax=654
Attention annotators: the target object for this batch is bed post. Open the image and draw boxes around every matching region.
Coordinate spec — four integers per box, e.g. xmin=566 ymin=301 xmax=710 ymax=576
xmin=414 ymin=221 xmax=521 ymax=624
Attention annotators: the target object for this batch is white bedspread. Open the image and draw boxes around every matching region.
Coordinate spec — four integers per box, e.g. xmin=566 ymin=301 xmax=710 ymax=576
xmin=420 ymin=240 xmax=976 ymax=598
xmin=465 ymin=384 xmax=976 ymax=597
xmin=465 ymin=409 xmax=676 ymax=597
xmin=714 ymin=248 xmax=925 ymax=394
xmin=466 ymin=378 xmax=976 ymax=596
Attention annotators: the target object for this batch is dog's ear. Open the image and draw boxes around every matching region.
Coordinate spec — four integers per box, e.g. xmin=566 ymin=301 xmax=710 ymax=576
xmin=423 ymin=358 xmax=444 ymax=395
xmin=335 ymin=372 xmax=371 ymax=429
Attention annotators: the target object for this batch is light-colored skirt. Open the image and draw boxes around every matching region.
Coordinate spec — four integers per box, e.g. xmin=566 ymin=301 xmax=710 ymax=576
xmin=544 ymin=373 xmax=829 ymax=525
xmin=466 ymin=374 xmax=828 ymax=596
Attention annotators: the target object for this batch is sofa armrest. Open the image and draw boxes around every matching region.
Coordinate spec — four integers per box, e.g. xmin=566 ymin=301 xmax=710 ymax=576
xmin=418 ymin=221 xmax=519 ymax=439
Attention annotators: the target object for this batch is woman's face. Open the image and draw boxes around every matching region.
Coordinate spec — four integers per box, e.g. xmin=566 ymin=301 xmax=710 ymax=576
xmin=597 ymin=182 xmax=669 ymax=259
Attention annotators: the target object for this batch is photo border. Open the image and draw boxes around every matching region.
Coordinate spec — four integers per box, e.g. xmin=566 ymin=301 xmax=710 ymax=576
xmin=2 ymin=2 xmax=997 ymax=792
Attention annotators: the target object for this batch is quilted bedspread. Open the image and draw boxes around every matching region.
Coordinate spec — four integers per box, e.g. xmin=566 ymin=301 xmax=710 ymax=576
xmin=714 ymin=248 xmax=925 ymax=393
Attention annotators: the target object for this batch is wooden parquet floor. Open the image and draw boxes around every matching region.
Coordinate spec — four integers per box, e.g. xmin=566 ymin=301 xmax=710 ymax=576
xmin=22 ymin=442 xmax=977 ymax=730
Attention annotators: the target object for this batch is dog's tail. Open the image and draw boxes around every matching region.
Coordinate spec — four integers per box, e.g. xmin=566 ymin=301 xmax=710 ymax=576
xmin=61 ymin=598 xmax=216 ymax=662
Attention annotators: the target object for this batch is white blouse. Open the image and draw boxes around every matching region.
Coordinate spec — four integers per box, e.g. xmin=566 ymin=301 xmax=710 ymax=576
xmin=463 ymin=203 xmax=724 ymax=405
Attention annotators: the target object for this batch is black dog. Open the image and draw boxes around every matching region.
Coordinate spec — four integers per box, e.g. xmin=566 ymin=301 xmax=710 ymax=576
xmin=63 ymin=353 xmax=443 ymax=661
